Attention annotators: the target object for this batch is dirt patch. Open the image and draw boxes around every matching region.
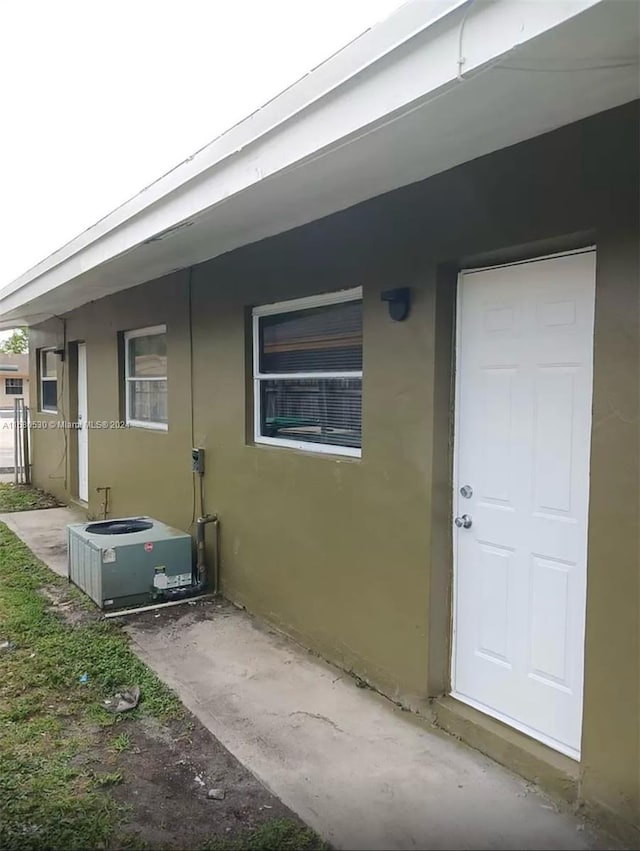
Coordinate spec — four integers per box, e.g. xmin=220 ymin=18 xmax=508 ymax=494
xmin=40 ymin=583 xmax=101 ymax=626
xmin=109 ymin=596 xmax=236 ymax=630
xmin=103 ymin=714 xmax=300 ymax=849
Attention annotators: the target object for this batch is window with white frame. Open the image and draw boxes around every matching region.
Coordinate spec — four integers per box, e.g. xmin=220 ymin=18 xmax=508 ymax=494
xmin=124 ymin=325 xmax=167 ymax=429
xmin=40 ymin=349 xmax=57 ymax=412
xmin=5 ymin=377 xmax=23 ymax=396
xmin=252 ymin=288 xmax=362 ymax=457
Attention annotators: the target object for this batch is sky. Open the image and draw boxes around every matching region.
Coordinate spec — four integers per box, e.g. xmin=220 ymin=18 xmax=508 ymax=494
xmin=0 ymin=0 xmax=405 ymax=315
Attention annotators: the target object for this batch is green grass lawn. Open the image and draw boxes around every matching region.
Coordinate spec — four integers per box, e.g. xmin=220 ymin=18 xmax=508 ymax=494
xmin=0 ymin=524 xmax=326 ymax=850
xmin=0 ymin=483 xmax=61 ymax=512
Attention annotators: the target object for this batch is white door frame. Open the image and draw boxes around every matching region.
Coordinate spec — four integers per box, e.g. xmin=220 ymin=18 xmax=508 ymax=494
xmin=450 ymin=247 xmax=596 ymax=760
xmin=77 ymin=343 xmax=88 ymax=503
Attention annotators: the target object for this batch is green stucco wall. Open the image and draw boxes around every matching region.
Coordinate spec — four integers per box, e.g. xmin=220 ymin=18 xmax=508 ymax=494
xmin=29 ymin=103 xmax=639 ymax=837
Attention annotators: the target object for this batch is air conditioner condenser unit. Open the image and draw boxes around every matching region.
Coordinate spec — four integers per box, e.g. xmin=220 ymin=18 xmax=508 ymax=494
xmin=67 ymin=516 xmax=194 ymax=610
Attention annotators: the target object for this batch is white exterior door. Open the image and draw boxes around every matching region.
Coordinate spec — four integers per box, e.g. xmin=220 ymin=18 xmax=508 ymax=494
xmin=452 ymin=251 xmax=596 ymax=760
xmin=77 ymin=344 xmax=88 ymax=503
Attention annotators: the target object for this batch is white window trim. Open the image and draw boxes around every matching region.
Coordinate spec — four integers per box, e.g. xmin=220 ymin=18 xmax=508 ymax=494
xmin=252 ymin=287 xmax=362 ymax=458
xmin=124 ymin=324 xmax=168 ymax=431
xmin=40 ymin=348 xmax=57 ymax=413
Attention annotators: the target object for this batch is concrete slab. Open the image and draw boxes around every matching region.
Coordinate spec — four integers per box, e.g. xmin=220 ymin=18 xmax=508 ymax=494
xmin=0 ymin=505 xmax=85 ymax=577
xmin=0 ymin=506 xmax=613 ymax=850
xmin=126 ymin=608 xmax=609 ymax=851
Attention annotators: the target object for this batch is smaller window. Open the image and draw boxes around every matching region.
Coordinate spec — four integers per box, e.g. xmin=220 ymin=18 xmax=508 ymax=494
xmin=40 ymin=349 xmax=58 ymax=412
xmin=5 ymin=378 xmax=23 ymax=396
xmin=124 ymin=325 xmax=167 ymax=430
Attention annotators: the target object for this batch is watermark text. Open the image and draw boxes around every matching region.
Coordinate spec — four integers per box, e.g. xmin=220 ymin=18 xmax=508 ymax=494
xmin=3 ymin=421 xmax=130 ymax=430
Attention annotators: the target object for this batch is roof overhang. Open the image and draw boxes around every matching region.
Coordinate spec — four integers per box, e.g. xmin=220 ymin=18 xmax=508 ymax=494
xmin=1 ymin=0 xmax=637 ymax=327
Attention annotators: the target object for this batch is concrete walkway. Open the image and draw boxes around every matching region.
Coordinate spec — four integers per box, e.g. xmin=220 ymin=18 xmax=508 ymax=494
xmin=1 ymin=506 xmax=611 ymax=851
xmin=0 ymin=506 xmax=84 ymax=577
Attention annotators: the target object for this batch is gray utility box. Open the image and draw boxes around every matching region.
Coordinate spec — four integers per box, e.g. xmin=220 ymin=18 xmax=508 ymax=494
xmin=67 ymin=516 xmax=193 ymax=610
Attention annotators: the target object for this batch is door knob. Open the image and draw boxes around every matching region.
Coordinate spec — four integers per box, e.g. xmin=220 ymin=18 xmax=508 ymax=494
xmin=454 ymin=514 xmax=473 ymax=529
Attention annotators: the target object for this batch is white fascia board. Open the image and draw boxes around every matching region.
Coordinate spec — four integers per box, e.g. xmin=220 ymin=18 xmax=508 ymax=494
xmin=0 ymin=0 xmax=601 ymax=323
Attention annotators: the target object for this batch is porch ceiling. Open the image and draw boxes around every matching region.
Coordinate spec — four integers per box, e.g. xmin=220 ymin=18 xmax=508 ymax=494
xmin=0 ymin=0 xmax=637 ymax=327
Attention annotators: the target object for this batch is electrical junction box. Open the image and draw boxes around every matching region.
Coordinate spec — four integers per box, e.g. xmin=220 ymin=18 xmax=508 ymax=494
xmin=192 ymin=447 xmax=205 ymax=474
xmin=67 ymin=516 xmax=193 ymax=610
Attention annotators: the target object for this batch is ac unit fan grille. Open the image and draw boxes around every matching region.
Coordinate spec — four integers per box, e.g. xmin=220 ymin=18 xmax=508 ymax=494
xmin=86 ymin=519 xmax=153 ymax=535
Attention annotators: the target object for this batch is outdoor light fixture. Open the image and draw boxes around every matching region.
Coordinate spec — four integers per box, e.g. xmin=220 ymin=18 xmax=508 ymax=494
xmin=381 ymin=287 xmax=411 ymax=321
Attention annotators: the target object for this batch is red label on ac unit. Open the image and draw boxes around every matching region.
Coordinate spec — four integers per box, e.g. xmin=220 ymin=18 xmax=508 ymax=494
xmin=144 ymin=542 xmax=153 ymax=552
